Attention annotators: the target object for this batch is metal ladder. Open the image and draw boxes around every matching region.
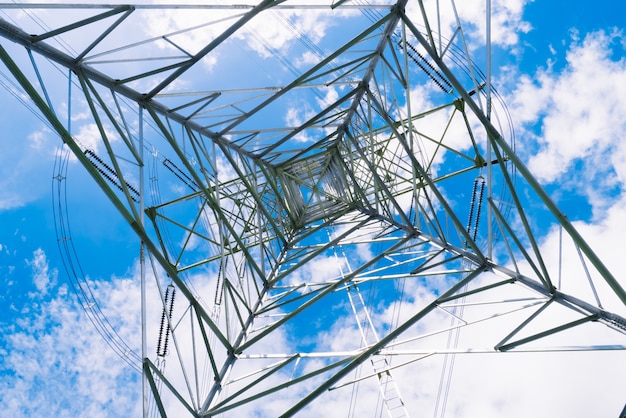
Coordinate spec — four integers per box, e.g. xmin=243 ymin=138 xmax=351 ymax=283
xmin=347 ymin=285 xmax=410 ymax=418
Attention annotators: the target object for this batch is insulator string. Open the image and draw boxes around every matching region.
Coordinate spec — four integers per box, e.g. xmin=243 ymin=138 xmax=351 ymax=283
xmin=465 ymin=176 xmax=485 ymax=247
xmin=472 ymin=178 xmax=486 ymax=242
xmin=84 ymin=149 xmax=140 ymax=202
xmin=466 ymin=178 xmax=479 ymax=237
xmin=398 ymin=40 xmax=453 ymax=93
xmin=156 ymin=284 xmax=176 ymax=357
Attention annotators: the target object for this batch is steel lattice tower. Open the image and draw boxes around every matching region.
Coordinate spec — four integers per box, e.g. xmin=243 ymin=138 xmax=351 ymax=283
xmin=1 ymin=2 xmax=625 ymax=417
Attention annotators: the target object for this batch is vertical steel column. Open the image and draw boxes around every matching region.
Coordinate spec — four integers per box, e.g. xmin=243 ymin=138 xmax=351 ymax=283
xmin=139 ymin=106 xmax=148 ymax=418
xmin=486 ymin=0 xmax=493 ymax=259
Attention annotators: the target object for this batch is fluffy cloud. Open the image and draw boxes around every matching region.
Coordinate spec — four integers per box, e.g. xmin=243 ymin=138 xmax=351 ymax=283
xmin=26 ymin=248 xmax=57 ymax=297
xmin=508 ymin=29 xmax=626 ymax=213
xmin=0 ymin=124 xmax=57 ymax=210
xmin=406 ymin=0 xmax=531 ymax=51
xmin=0 ymin=274 xmax=142 ymax=418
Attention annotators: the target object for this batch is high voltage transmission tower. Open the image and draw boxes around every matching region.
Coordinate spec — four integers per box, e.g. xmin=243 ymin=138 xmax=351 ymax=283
xmin=0 ymin=1 xmax=624 ymax=416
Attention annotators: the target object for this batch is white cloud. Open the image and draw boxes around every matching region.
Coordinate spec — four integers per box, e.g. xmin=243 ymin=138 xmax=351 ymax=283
xmin=284 ymin=103 xmax=317 ymax=143
xmin=74 ymin=123 xmax=119 ymax=154
xmin=139 ymin=7 xmax=338 ymax=73
xmin=562 ymin=196 xmax=626 ymax=314
xmin=235 ymin=9 xmax=337 ymax=60
xmin=0 ymin=124 xmax=58 ymax=210
xmin=26 ymin=248 xmax=56 ymax=297
xmin=508 ymin=29 xmax=626 ymax=209
xmin=315 ymin=86 xmax=339 ymax=110
xmin=295 ymin=50 xmax=322 ymax=68
xmin=27 ymin=130 xmax=47 ymax=150
xmin=364 ymin=270 xmax=626 ymax=418
xmin=0 ymin=275 xmax=141 ymax=418
xmin=406 ymin=0 xmax=531 ymax=52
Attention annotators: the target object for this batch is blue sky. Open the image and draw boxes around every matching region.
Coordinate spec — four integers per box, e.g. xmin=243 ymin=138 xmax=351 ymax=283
xmin=1 ymin=1 xmax=626 ymax=417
